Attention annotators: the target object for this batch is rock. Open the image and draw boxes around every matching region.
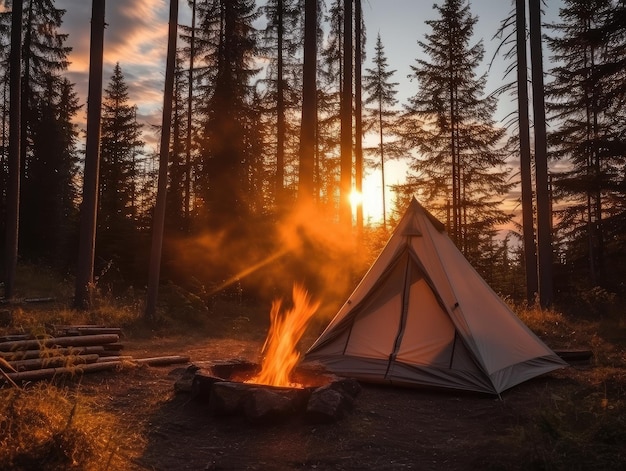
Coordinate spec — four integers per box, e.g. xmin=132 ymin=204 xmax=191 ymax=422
xmin=244 ymin=388 xmax=297 ymax=424
xmin=209 ymin=381 xmax=254 ymax=416
xmin=173 ymin=364 xmax=201 ymax=393
xmin=192 ymin=371 xmax=226 ymax=401
xmin=328 ymin=377 xmax=361 ymax=399
xmin=305 ymin=384 xmax=353 ymax=424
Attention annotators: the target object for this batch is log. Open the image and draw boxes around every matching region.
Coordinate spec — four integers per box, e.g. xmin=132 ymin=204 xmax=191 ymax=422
xmin=53 ymin=326 xmax=123 ymax=336
xmin=0 ymin=333 xmax=119 ymax=352
xmin=7 ymin=354 xmax=100 ymax=372
xmin=3 ymin=360 xmax=123 ymax=383
xmin=23 ymin=297 xmax=56 ymax=303
xmin=0 ymin=345 xmax=105 ymax=361
xmin=101 ymin=342 xmax=124 ymax=353
xmin=0 ymin=333 xmax=31 ymax=343
xmin=134 ymin=355 xmax=190 ymax=366
xmin=96 ymin=355 xmax=133 ymax=363
xmin=94 ymin=355 xmax=189 ymax=366
xmin=51 ymin=324 xmax=105 ymax=330
xmin=554 ymin=350 xmax=593 ymax=363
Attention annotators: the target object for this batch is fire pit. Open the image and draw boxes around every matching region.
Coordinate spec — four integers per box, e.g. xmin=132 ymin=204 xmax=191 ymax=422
xmin=174 ymin=285 xmax=361 ymax=424
xmin=177 ymin=359 xmax=360 ymax=424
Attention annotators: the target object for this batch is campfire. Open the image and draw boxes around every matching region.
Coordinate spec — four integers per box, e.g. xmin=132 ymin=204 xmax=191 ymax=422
xmin=245 ymin=284 xmax=319 ymax=388
xmin=176 ymin=284 xmax=361 ymax=424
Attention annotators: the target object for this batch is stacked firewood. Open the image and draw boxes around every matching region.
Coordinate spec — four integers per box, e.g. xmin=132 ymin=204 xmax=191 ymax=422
xmin=0 ymin=325 xmax=189 ymax=385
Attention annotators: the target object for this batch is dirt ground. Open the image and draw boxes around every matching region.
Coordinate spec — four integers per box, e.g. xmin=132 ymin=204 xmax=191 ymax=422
xmin=68 ymin=334 xmax=624 ymax=471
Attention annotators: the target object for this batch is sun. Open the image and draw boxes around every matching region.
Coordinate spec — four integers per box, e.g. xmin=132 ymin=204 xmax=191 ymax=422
xmin=349 ymin=189 xmax=363 ymax=212
xmin=349 ymin=185 xmax=385 ymax=225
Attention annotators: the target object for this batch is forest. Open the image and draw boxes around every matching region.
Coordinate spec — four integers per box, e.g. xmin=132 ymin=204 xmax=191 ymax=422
xmin=1 ymin=0 xmax=625 ymax=316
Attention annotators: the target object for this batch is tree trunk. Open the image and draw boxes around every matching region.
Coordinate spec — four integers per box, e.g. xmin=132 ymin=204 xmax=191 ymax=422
xmin=516 ymin=0 xmax=538 ymax=304
xmin=529 ymin=0 xmax=553 ymax=307
xmin=74 ymin=0 xmax=105 ymax=310
xmin=185 ymin=0 xmax=196 ymax=233
xmin=145 ymin=0 xmax=179 ymax=321
xmin=340 ymin=0 xmax=353 ymax=226
xmin=4 ymin=0 xmax=23 ymax=300
xmin=276 ymin=0 xmax=286 ymax=208
xmin=354 ymin=0 xmax=363 ymax=233
xmin=297 ymin=0 xmax=317 ymax=203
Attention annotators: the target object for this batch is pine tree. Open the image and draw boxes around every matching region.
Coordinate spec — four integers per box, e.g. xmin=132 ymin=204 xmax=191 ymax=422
xmin=546 ymin=0 xmax=625 ymax=288
xmin=98 ymin=63 xmax=144 ymax=272
xmin=401 ymin=0 xmax=512 ymax=260
xmin=25 ymin=75 xmax=80 ymax=263
xmin=259 ymin=0 xmax=304 ymax=209
xmin=363 ymin=33 xmax=401 ymax=229
xmin=195 ymin=0 xmax=260 ymax=227
xmin=0 ymin=0 xmax=75 ymax=263
xmin=167 ymin=57 xmax=189 ymax=233
xmin=316 ymin=0 xmax=343 ymax=216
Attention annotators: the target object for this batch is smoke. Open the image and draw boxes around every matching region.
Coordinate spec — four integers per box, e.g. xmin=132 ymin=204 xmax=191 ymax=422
xmin=164 ymin=201 xmax=367 ymax=320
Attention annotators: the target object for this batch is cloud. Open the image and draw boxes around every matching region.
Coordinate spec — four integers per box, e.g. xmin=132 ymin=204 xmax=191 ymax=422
xmin=59 ymin=0 xmax=175 ymax=152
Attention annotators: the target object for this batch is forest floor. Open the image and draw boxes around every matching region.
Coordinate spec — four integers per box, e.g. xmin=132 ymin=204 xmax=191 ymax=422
xmin=67 ymin=330 xmax=626 ymax=471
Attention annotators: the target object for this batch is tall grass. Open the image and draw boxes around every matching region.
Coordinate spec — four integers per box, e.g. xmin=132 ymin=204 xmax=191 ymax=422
xmin=0 ymin=384 xmax=130 ymax=471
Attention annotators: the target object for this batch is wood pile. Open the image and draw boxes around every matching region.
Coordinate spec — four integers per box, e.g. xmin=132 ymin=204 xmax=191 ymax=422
xmin=0 ymin=325 xmax=189 ymax=385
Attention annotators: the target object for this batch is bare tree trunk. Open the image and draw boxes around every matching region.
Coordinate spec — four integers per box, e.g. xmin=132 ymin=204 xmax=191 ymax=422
xmin=185 ymin=0 xmax=196 ymax=232
xmin=529 ymin=0 xmax=553 ymax=307
xmin=516 ymin=0 xmax=538 ymax=305
xmin=276 ymin=0 xmax=286 ymax=208
xmin=378 ymin=102 xmax=386 ymax=230
xmin=4 ymin=0 xmax=23 ymax=300
xmin=340 ymin=0 xmax=353 ymax=226
xmin=74 ymin=0 xmax=105 ymax=309
xmin=354 ymin=0 xmax=363 ymax=233
xmin=145 ymin=0 xmax=179 ymax=321
xmin=297 ymin=0 xmax=317 ymax=203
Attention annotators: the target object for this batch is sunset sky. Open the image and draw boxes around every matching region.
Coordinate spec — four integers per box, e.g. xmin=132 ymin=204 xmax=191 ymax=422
xmin=55 ymin=0 xmax=564 ymax=223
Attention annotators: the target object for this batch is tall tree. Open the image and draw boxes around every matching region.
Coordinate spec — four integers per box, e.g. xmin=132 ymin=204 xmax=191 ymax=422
xmin=546 ymin=0 xmax=624 ymax=292
xmin=75 ymin=0 xmax=105 ymax=309
xmin=3 ymin=0 xmax=23 ymax=300
xmin=196 ymin=0 xmax=260 ymax=227
xmin=16 ymin=0 xmax=71 ymax=244
xmin=98 ymin=63 xmax=144 ymax=269
xmin=167 ymin=57 xmax=189 ymax=233
xmin=363 ymin=33 xmax=399 ymax=230
xmin=339 ymin=0 xmax=352 ymax=226
xmin=354 ymin=0 xmax=363 ymax=232
xmin=401 ymin=0 xmax=512 ymax=261
xmin=260 ymin=0 xmax=303 ymax=209
xmin=515 ymin=0 xmax=539 ymax=304
xmin=0 ymin=0 xmax=75 ymax=266
xmin=297 ymin=0 xmax=317 ymax=203
xmin=316 ymin=0 xmax=343 ymax=215
xmin=529 ymin=0 xmax=553 ymax=307
xmin=27 ymin=74 xmax=80 ymax=262
xmin=146 ymin=0 xmax=178 ymax=321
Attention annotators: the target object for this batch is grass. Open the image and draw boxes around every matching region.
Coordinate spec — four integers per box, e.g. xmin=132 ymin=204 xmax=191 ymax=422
xmin=504 ymin=300 xmax=626 ymax=470
xmin=0 ymin=384 xmax=126 ymax=471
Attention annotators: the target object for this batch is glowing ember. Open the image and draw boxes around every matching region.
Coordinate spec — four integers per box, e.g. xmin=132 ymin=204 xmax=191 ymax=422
xmin=247 ymin=284 xmax=320 ymax=388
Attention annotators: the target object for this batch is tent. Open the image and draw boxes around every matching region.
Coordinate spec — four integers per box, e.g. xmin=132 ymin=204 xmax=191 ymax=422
xmin=304 ymin=198 xmax=566 ymax=395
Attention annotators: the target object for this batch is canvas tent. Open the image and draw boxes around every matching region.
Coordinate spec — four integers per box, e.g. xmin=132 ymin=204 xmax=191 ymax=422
xmin=304 ymin=198 xmax=566 ymax=395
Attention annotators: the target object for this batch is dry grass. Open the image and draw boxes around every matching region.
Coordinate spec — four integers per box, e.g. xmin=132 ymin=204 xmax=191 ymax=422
xmin=0 ymin=384 xmax=127 ymax=471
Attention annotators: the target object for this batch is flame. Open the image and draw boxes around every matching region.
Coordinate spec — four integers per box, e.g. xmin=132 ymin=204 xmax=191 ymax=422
xmin=248 ymin=284 xmax=320 ymax=388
